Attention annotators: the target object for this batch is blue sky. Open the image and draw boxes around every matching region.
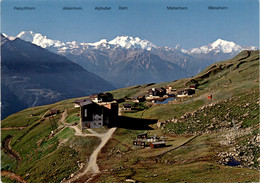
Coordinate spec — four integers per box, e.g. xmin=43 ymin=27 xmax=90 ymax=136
xmin=1 ymin=0 xmax=259 ymax=49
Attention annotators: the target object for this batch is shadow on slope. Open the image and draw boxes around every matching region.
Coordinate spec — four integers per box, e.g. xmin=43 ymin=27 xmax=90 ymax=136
xmin=110 ymin=116 xmax=157 ymax=130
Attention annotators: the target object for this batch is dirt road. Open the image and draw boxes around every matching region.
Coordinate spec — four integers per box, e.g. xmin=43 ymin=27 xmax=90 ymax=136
xmin=2 ymin=136 xmax=22 ymax=161
xmin=63 ymin=124 xmax=116 ymax=183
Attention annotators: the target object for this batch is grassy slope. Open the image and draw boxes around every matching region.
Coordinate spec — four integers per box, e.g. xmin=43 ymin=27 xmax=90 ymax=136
xmin=1 ymin=98 xmax=100 ymax=183
xmin=122 ymin=50 xmax=259 ymax=121
xmin=97 ymin=132 xmax=259 ymax=183
xmin=96 ymin=50 xmax=260 ymax=182
xmin=1 ymin=50 xmax=259 ymax=182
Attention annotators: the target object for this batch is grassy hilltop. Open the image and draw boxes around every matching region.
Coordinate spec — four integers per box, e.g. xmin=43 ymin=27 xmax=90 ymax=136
xmin=1 ymin=50 xmax=259 ymax=183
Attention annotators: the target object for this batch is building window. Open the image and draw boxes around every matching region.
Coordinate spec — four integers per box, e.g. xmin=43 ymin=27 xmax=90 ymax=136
xmin=84 ymin=109 xmax=87 ymax=117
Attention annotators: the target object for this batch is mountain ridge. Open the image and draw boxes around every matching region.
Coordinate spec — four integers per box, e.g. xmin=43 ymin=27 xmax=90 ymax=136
xmin=1 ymin=35 xmax=114 ymax=119
xmin=3 ymin=31 xmax=258 ymax=89
xmin=11 ymin=31 xmax=258 ymax=80
xmin=14 ymin=31 xmax=257 ymax=54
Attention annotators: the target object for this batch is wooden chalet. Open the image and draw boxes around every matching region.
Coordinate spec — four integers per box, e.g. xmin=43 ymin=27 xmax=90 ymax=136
xmin=115 ymin=98 xmax=125 ymax=103
xmin=150 ymin=141 xmax=166 ymax=148
xmin=133 ymin=140 xmax=146 ymax=148
xmin=133 ymin=132 xmax=165 ymax=148
xmin=147 ymin=88 xmax=166 ymax=97
xmin=165 ymin=86 xmax=176 ymax=94
xmin=133 ymin=132 xmax=148 ymax=148
xmin=189 ymin=84 xmax=198 ymax=90
xmin=122 ymin=103 xmax=132 ymax=111
xmin=91 ymin=93 xmax=114 ymax=103
xmin=74 ymin=98 xmax=90 ymax=108
xmin=133 ymin=95 xmax=146 ymax=103
xmin=137 ymin=132 xmax=148 ymax=139
xmin=177 ymin=89 xmax=195 ymax=97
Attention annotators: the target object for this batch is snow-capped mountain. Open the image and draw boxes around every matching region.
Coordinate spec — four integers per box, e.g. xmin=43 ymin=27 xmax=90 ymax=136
xmin=108 ymin=36 xmax=157 ymax=50
xmin=17 ymin=31 xmax=66 ymax=48
xmin=1 ymin=35 xmax=114 ymax=119
xmin=2 ymin=33 xmax=15 ymax=41
xmin=15 ymin=31 xmax=157 ymax=51
xmin=14 ymin=31 xmax=257 ymax=55
xmin=187 ymin=39 xmax=257 ymax=54
xmin=7 ymin=31 xmax=258 ymax=87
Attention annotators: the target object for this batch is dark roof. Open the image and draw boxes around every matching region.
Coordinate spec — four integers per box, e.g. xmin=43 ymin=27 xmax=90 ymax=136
xmin=90 ymin=94 xmax=98 ymax=98
xmin=147 ymin=88 xmax=166 ymax=93
xmin=98 ymin=92 xmax=113 ymax=97
xmin=90 ymin=93 xmax=113 ymax=99
xmin=115 ymin=98 xmax=125 ymax=103
xmin=74 ymin=98 xmax=90 ymax=104
xmin=177 ymin=88 xmax=195 ymax=95
xmin=157 ymin=88 xmax=166 ymax=92
xmin=123 ymin=103 xmax=132 ymax=107
xmin=138 ymin=132 xmax=148 ymax=136
xmin=80 ymin=100 xmax=93 ymax=106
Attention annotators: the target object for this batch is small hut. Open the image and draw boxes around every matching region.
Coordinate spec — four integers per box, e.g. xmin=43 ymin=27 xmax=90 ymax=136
xmin=137 ymin=132 xmax=148 ymax=139
xmin=150 ymin=141 xmax=166 ymax=148
xmin=122 ymin=103 xmax=132 ymax=111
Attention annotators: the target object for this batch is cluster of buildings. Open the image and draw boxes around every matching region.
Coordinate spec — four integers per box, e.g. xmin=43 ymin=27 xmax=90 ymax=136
xmin=122 ymin=84 xmax=197 ymax=111
xmin=73 ymin=84 xmax=198 ymax=130
xmin=133 ymin=132 xmax=166 ymax=148
xmin=145 ymin=84 xmax=197 ymax=100
xmin=147 ymin=85 xmax=196 ymax=99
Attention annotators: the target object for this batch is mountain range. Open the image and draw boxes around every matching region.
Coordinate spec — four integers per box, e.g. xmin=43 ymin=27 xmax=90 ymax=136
xmin=12 ymin=31 xmax=257 ymax=54
xmin=12 ymin=31 xmax=258 ymax=87
xmin=1 ymin=34 xmax=114 ymax=119
xmin=1 ymin=31 xmax=258 ymax=118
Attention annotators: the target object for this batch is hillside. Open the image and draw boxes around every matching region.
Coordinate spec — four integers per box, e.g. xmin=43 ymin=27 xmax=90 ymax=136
xmin=1 ymin=50 xmax=259 ymax=183
xmin=1 ymin=35 xmax=114 ymax=119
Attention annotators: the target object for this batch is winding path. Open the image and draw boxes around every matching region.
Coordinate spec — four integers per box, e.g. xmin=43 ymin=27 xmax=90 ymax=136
xmin=2 ymin=136 xmax=22 ymax=161
xmin=59 ymin=110 xmax=117 ymax=183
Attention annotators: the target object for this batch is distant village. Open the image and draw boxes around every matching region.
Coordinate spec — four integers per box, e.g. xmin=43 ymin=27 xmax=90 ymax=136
xmin=68 ymin=84 xmax=199 ymax=131
xmin=48 ymin=84 xmax=201 ymax=149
